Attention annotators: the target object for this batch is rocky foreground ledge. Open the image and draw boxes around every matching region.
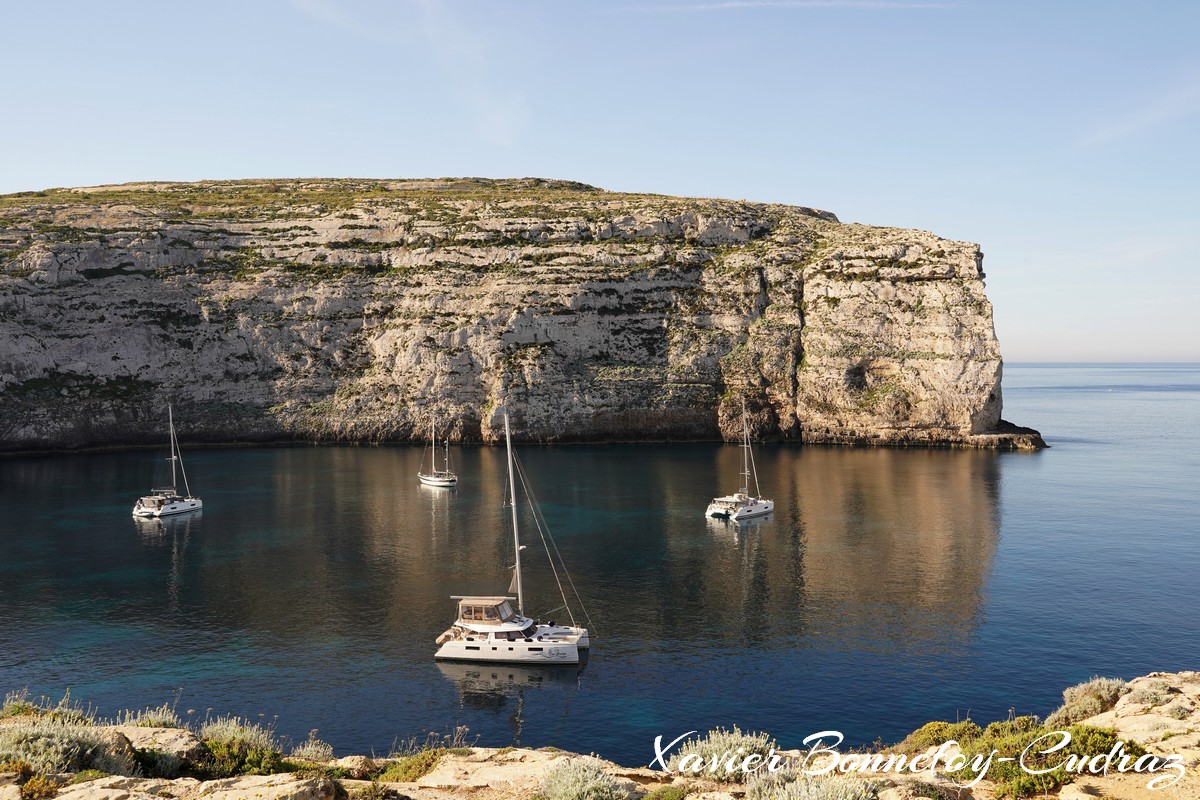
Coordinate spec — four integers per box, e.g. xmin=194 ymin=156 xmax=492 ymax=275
xmin=0 ymin=178 xmax=1042 ymax=451
xmin=3 ymin=672 xmax=1198 ymax=800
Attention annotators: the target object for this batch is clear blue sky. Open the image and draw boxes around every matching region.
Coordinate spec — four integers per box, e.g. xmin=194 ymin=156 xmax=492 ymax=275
xmin=3 ymin=1 xmax=1197 ymax=361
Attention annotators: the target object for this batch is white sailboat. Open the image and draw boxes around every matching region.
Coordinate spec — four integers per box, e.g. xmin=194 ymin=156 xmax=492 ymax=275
xmin=418 ymin=418 xmax=458 ymax=488
xmin=132 ymin=405 xmax=203 ymax=518
xmin=705 ymin=400 xmax=774 ymax=522
xmin=435 ymin=412 xmax=591 ymax=664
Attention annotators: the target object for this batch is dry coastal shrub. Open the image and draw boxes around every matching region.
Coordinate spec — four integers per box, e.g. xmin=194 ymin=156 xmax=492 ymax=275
xmin=1044 ymin=676 xmax=1129 ymax=727
xmin=746 ymin=769 xmax=878 ymax=800
xmin=665 ymin=727 xmax=779 ymax=783
xmin=541 ymin=758 xmax=630 ymax=800
xmin=0 ymin=717 xmax=136 ymax=775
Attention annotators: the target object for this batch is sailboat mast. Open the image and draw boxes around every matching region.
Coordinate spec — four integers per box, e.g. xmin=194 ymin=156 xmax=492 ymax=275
xmin=431 ymin=418 xmax=437 ymax=472
xmin=504 ymin=412 xmax=525 ymax=616
xmin=169 ymin=404 xmax=178 ymax=491
xmin=172 ymin=405 xmax=194 ymax=498
xmin=740 ymin=400 xmax=751 ymax=494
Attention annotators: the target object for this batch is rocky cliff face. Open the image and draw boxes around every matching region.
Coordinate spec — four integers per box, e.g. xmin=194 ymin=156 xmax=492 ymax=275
xmin=0 ymin=178 xmax=1042 ymax=450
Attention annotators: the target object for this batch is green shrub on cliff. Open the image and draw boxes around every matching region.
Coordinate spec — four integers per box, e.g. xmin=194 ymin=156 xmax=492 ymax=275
xmin=891 ymin=719 xmax=982 ymax=752
xmin=196 ymin=715 xmax=283 ymax=778
xmin=133 ymin=748 xmax=184 ymax=778
xmin=642 ymin=786 xmax=691 ymax=800
xmin=893 ymin=715 xmax=1146 ymax=799
xmin=376 ymin=749 xmax=445 ymax=782
xmin=541 ymin=758 xmax=630 ymax=800
xmin=18 ymin=773 xmax=59 ymax=800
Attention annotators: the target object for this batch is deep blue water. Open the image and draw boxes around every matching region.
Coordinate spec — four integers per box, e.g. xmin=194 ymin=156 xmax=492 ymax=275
xmin=1 ymin=364 xmax=1198 ymax=766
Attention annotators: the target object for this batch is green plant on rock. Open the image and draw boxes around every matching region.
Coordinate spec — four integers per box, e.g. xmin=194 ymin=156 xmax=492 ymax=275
xmin=893 ymin=715 xmax=1146 ymax=799
xmin=376 ymin=749 xmax=444 ymax=782
xmin=890 ymin=719 xmax=982 ymax=753
xmin=642 ymin=785 xmax=691 ymax=800
xmin=133 ymin=748 xmax=184 ymax=779
xmin=18 ymin=774 xmax=59 ymax=800
xmin=541 ymin=758 xmax=630 ymax=800
xmin=1 ymin=758 xmax=34 ymax=779
xmin=67 ymin=769 xmax=108 ymax=785
xmin=281 ymin=759 xmax=349 ymax=780
xmin=196 ymin=715 xmax=283 ymax=778
xmin=350 ymin=782 xmax=405 ymax=800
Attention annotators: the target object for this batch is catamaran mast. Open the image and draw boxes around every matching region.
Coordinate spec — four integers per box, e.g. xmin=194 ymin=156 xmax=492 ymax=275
xmin=170 ymin=405 xmax=194 ymax=498
xmin=740 ymin=400 xmax=751 ymax=494
xmin=504 ymin=412 xmax=524 ymax=616
xmin=168 ymin=404 xmax=178 ymax=492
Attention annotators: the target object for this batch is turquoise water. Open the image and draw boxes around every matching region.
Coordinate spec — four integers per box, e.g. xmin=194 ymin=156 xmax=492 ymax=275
xmin=1 ymin=364 xmax=1198 ymax=766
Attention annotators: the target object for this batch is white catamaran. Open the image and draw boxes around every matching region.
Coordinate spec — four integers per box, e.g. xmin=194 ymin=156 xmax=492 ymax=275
xmin=705 ymin=400 xmax=774 ymax=522
xmin=132 ymin=405 xmax=203 ymax=518
xmin=435 ymin=412 xmax=591 ymax=664
xmin=418 ymin=418 xmax=458 ymax=488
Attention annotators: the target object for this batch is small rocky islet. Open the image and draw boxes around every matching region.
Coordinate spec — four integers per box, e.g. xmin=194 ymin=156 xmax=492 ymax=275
xmin=2 ymin=672 xmax=1198 ymax=800
xmin=0 ymin=178 xmax=1042 ymax=452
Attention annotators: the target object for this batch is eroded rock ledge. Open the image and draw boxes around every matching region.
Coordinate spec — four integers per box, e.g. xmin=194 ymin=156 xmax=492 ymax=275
xmin=2 ymin=672 xmax=1197 ymax=800
xmin=0 ymin=178 xmax=1044 ymax=451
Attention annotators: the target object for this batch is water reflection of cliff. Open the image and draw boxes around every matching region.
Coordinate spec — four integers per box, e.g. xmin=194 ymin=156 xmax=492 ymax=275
xmin=623 ymin=445 xmax=1002 ymax=653
xmin=178 ymin=444 xmax=1000 ymax=661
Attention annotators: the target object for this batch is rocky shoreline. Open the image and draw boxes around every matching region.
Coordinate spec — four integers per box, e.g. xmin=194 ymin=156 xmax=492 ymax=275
xmin=0 ymin=179 xmax=1043 ymax=452
xmin=3 ymin=672 xmax=1196 ymax=800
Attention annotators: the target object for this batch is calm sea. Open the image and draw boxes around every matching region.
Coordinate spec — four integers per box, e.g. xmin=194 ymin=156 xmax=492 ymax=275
xmin=1 ymin=364 xmax=1198 ymax=766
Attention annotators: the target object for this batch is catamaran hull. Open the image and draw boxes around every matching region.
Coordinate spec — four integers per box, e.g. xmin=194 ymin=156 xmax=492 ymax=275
xmin=732 ymin=501 xmax=773 ymax=521
xmin=435 ymin=640 xmax=580 ymax=664
xmin=419 ymin=474 xmax=458 ymax=488
xmin=706 ymin=500 xmax=774 ymax=521
xmin=133 ymin=499 xmax=203 ymax=518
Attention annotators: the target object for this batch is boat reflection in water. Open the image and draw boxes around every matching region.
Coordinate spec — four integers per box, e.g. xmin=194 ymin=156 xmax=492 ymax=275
xmin=705 ymin=512 xmax=774 ymax=544
xmin=436 ymin=658 xmax=587 ymax=744
xmin=133 ymin=509 xmax=203 ymax=540
xmin=133 ymin=510 xmax=201 ymax=610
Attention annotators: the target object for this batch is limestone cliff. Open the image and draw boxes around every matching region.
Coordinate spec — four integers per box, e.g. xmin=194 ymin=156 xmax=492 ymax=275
xmin=0 ymin=178 xmax=1043 ymax=450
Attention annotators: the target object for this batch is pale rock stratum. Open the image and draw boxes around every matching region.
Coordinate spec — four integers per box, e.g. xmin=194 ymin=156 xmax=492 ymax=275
xmin=0 ymin=178 xmax=1043 ymax=450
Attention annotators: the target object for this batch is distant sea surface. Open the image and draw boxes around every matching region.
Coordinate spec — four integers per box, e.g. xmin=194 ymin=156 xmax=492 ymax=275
xmin=2 ymin=364 xmax=1198 ymax=766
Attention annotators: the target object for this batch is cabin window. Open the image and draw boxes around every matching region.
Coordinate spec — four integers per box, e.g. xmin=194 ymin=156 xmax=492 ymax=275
xmin=465 ymin=646 xmax=480 ymax=651
xmin=483 ymin=606 xmax=498 ymax=620
xmin=528 ymin=647 xmax=543 ymax=651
